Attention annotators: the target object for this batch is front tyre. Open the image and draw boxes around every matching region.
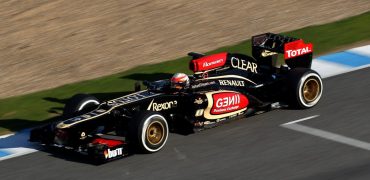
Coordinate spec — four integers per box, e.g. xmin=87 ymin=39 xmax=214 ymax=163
xmin=129 ymin=111 xmax=169 ymax=153
xmin=287 ymin=68 xmax=323 ymax=108
xmin=63 ymin=94 xmax=100 ymax=118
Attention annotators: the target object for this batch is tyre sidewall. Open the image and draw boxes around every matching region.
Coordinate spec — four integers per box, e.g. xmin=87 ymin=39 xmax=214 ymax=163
xmin=296 ymin=72 xmax=323 ymax=108
xmin=131 ymin=112 xmax=169 ymax=153
xmin=287 ymin=68 xmax=323 ymax=109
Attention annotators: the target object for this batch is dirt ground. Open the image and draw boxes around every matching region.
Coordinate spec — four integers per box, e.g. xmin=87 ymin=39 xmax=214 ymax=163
xmin=0 ymin=0 xmax=369 ymax=98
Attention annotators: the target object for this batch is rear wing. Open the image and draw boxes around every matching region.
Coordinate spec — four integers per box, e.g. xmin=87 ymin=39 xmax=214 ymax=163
xmin=252 ymin=33 xmax=313 ymax=69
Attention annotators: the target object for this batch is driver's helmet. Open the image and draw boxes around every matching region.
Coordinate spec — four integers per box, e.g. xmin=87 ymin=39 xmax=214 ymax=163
xmin=171 ymin=73 xmax=190 ymax=90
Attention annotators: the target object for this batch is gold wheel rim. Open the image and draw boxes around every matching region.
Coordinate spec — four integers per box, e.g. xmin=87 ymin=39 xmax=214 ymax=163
xmin=303 ymin=78 xmax=320 ymax=103
xmin=146 ymin=121 xmax=164 ymax=145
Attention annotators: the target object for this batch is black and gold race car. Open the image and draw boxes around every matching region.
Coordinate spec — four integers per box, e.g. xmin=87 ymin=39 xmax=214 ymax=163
xmin=30 ymin=33 xmax=323 ymax=162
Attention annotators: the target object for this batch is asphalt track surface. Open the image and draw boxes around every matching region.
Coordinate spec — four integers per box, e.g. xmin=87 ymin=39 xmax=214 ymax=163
xmin=1 ymin=68 xmax=370 ymax=180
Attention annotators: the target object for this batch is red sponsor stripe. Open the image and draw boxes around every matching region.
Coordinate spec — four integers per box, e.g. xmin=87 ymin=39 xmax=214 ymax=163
xmin=284 ymin=40 xmax=313 ymax=59
xmin=92 ymin=138 xmax=124 ymax=148
xmin=211 ymin=92 xmax=248 ymax=115
xmin=190 ymin=52 xmax=227 ymax=72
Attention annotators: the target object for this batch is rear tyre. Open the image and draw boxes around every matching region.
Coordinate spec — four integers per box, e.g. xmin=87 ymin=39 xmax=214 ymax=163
xmin=287 ymin=68 xmax=323 ymax=109
xmin=63 ymin=94 xmax=100 ymax=118
xmin=129 ymin=111 xmax=169 ymax=153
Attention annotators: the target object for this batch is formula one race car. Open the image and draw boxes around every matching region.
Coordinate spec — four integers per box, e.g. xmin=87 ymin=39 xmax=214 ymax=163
xmin=30 ymin=33 xmax=323 ymax=162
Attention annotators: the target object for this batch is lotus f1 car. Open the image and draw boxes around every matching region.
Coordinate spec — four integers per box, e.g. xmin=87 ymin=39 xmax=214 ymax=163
xmin=30 ymin=33 xmax=323 ymax=162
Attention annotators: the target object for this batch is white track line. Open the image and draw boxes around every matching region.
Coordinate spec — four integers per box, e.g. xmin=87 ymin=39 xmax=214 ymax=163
xmin=0 ymin=149 xmax=38 ymax=161
xmin=281 ymin=115 xmax=320 ymax=125
xmin=0 ymin=133 xmax=15 ymax=139
xmin=311 ymin=59 xmax=351 ymax=78
xmin=0 ymin=129 xmax=39 ymax=162
xmin=281 ymin=116 xmax=370 ymax=151
xmin=282 ymin=123 xmax=370 ymax=151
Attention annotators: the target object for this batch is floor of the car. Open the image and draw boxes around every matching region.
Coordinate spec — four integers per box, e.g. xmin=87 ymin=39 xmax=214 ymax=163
xmin=96 ymin=133 xmax=126 ymax=141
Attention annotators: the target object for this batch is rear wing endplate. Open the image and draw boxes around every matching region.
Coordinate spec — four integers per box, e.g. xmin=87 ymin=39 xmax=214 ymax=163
xmin=252 ymin=33 xmax=313 ymax=68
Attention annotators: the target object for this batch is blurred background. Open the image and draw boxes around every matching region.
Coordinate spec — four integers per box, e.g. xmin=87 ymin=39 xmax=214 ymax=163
xmin=0 ymin=0 xmax=369 ymax=98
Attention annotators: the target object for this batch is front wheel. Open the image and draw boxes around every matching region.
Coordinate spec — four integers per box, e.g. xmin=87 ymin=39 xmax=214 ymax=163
xmin=287 ymin=68 xmax=323 ymax=109
xmin=63 ymin=94 xmax=100 ymax=118
xmin=129 ymin=111 xmax=169 ymax=153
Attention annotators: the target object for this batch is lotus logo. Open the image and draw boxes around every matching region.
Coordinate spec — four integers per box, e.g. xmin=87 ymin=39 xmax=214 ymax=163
xmin=194 ymin=98 xmax=203 ymax=104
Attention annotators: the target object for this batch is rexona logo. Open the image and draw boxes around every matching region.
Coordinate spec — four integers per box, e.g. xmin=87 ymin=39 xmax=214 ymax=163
xmin=211 ymin=92 xmax=248 ymax=115
xmin=284 ymin=39 xmax=313 ymax=59
xmin=202 ymin=59 xmax=224 ymax=68
xmin=190 ymin=52 xmax=227 ymax=72
xmin=218 ymin=80 xmax=245 ymax=87
xmin=231 ymin=57 xmax=258 ymax=73
xmin=147 ymin=100 xmax=178 ymax=111
xmin=104 ymin=147 xmax=123 ymax=159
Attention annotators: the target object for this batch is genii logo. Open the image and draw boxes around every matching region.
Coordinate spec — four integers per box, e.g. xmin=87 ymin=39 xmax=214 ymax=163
xmin=104 ymin=147 xmax=123 ymax=159
xmin=284 ymin=39 xmax=313 ymax=59
xmin=211 ymin=92 xmax=248 ymax=115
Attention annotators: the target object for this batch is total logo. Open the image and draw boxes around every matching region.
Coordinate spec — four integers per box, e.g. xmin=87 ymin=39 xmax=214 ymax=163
xmin=147 ymin=100 xmax=178 ymax=111
xmin=284 ymin=40 xmax=313 ymax=59
xmin=104 ymin=147 xmax=123 ymax=159
xmin=211 ymin=92 xmax=248 ymax=115
xmin=230 ymin=57 xmax=258 ymax=73
xmin=285 ymin=47 xmax=312 ymax=58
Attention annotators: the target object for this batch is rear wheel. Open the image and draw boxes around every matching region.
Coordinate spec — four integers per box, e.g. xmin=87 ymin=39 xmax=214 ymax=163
xmin=63 ymin=94 xmax=100 ymax=118
xmin=129 ymin=111 xmax=169 ymax=153
xmin=287 ymin=68 xmax=323 ymax=108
